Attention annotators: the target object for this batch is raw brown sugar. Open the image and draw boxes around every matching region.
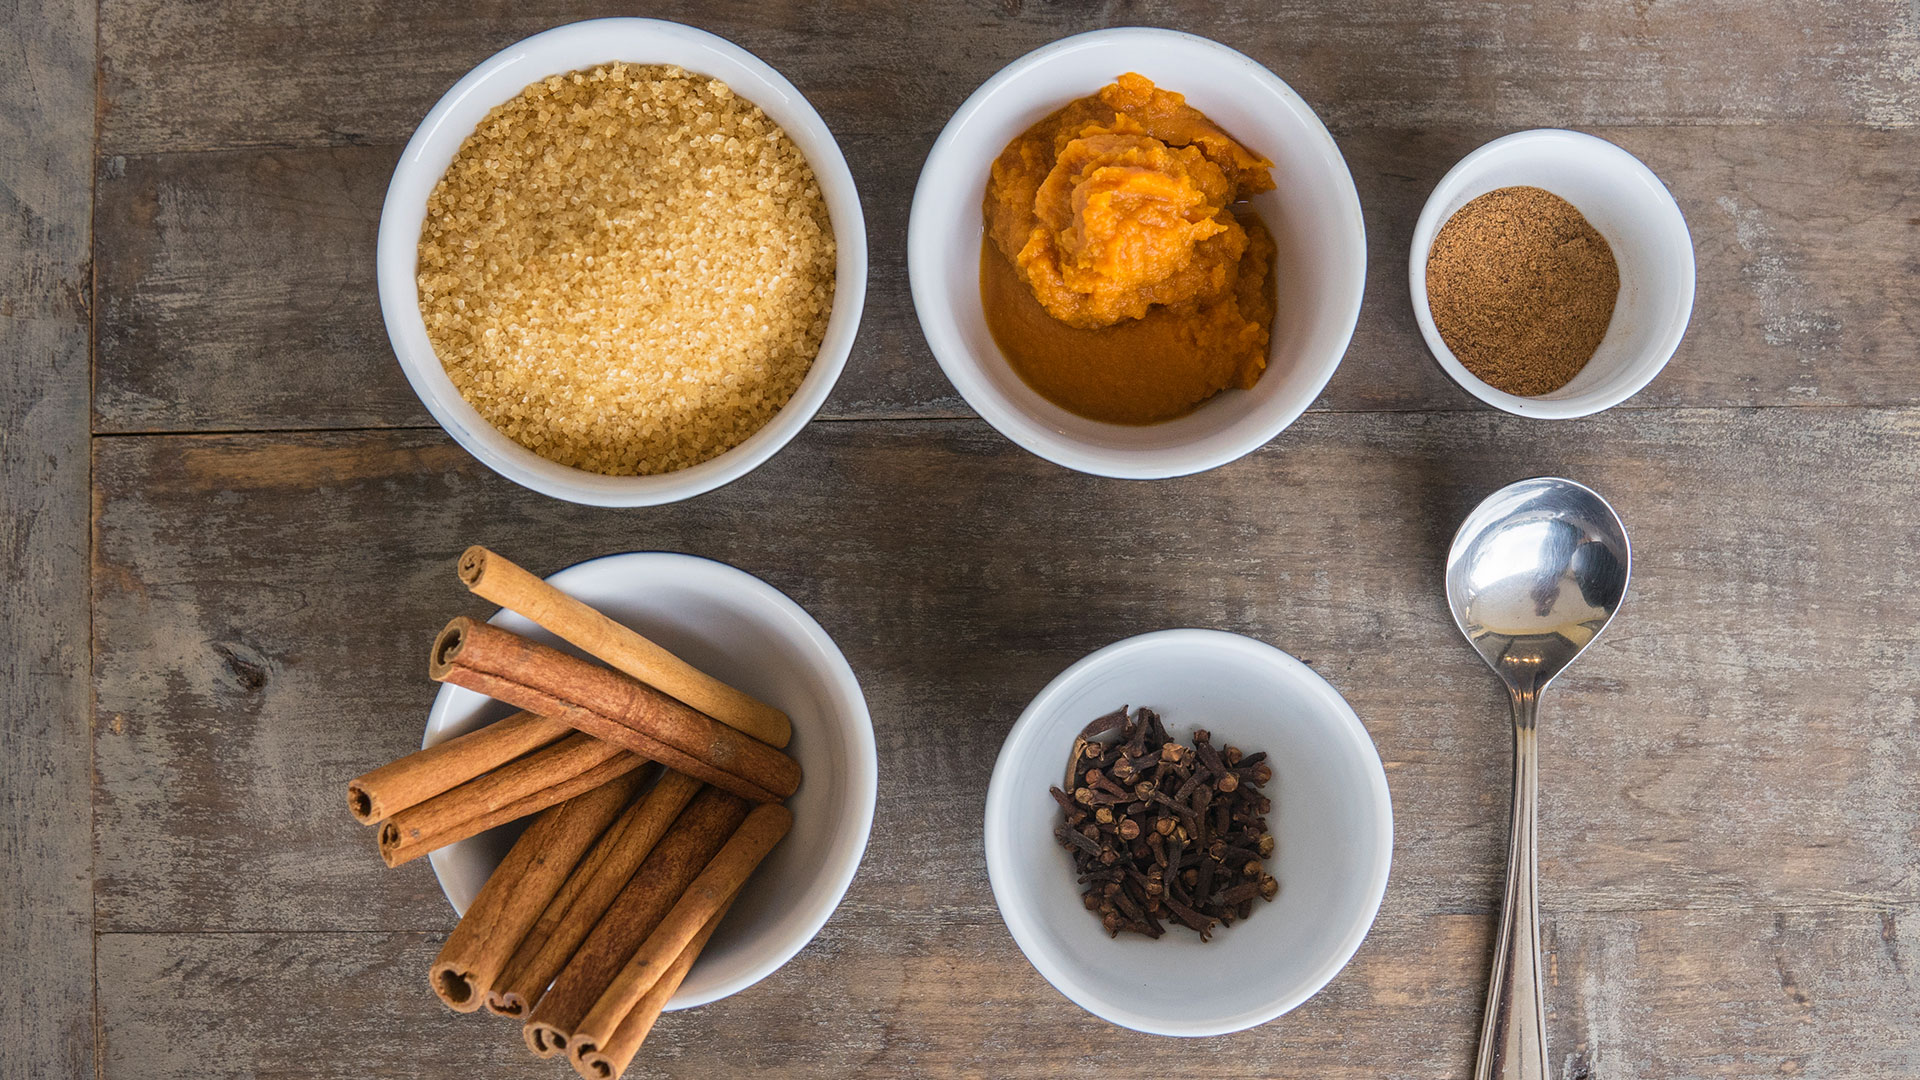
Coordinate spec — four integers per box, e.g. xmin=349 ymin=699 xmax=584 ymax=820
xmin=417 ymin=63 xmax=836 ymax=475
xmin=1425 ymin=186 xmax=1619 ymax=397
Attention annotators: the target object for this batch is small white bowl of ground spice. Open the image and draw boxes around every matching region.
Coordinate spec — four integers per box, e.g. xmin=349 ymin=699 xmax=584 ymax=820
xmin=378 ymin=19 xmax=866 ymax=505
xmin=1409 ymin=129 xmax=1694 ymax=419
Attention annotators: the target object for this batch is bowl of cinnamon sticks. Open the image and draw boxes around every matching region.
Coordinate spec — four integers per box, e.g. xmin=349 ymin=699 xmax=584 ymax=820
xmin=345 ymin=546 xmax=876 ymax=1078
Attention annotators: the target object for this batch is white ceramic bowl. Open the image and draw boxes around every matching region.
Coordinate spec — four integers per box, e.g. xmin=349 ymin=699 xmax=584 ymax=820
xmin=983 ymin=629 xmax=1393 ymax=1036
xmin=377 ymin=19 xmax=868 ymax=506
xmin=1409 ymin=129 xmax=1695 ymax=418
xmin=907 ymin=28 xmax=1366 ymax=479
xmin=424 ymin=552 xmax=877 ymax=1008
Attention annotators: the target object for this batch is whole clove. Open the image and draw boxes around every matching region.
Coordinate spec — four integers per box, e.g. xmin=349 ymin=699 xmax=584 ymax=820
xmin=1050 ymin=706 xmax=1279 ymax=942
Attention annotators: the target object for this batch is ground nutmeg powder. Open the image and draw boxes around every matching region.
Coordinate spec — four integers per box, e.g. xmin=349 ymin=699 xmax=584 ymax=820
xmin=1425 ymin=186 xmax=1620 ymax=397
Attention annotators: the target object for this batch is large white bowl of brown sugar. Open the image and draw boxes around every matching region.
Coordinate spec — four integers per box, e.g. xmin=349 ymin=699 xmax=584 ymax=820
xmin=378 ymin=19 xmax=867 ymax=506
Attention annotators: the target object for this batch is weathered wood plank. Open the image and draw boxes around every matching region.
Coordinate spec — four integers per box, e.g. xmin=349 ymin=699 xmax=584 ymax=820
xmin=79 ymin=2 xmax=1920 ymax=1073
xmin=94 ymin=906 xmax=1920 ymax=1078
xmin=90 ymin=133 xmax=961 ymax=433
xmin=90 ymin=125 xmax=1920 ymax=432
xmin=1343 ymin=124 xmax=1920 ymax=413
xmin=92 ymin=411 xmax=1920 ymax=937
xmin=0 ymin=0 xmax=96 ymax=1076
xmin=96 ymin=0 xmax=1920 ymax=157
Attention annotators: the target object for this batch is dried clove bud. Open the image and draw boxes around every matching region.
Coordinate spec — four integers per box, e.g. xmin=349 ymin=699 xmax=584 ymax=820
xmin=1050 ymin=707 xmax=1279 ymax=943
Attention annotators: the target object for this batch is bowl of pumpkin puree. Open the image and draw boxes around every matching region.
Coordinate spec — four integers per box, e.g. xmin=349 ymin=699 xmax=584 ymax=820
xmin=909 ymin=28 xmax=1366 ymax=479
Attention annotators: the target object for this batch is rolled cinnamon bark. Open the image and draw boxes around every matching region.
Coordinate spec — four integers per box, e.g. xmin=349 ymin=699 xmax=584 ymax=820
xmin=459 ymin=547 xmax=791 ymax=748
xmin=485 ymin=771 xmax=705 ymax=1018
xmin=348 ymin=710 xmax=572 ymax=824
xmin=428 ymin=770 xmax=646 ymax=1011
xmin=480 ymin=783 xmax=670 ymax=1016
xmin=430 ymin=617 xmax=799 ymax=803
xmin=571 ymin=895 xmax=737 ymax=1080
xmin=571 ymin=803 xmax=791 ymax=1066
xmin=523 ymin=788 xmax=750 ymax=1058
xmin=378 ymin=733 xmax=647 ymax=867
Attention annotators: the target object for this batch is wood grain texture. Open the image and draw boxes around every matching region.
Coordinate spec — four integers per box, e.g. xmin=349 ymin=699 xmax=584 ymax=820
xmin=71 ymin=1 xmax=1920 ymax=1075
xmin=94 ymin=415 xmax=1919 ymax=943
xmin=89 ymin=125 xmax=1920 ymax=432
xmin=89 ymin=131 xmax=959 ymax=432
xmin=96 ymin=0 xmax=1920 ymax=156
xmin=0 ymin=0 xmax=96 ymax=1076
xmin=94 ymin=906 xmax=1919 ymax=1079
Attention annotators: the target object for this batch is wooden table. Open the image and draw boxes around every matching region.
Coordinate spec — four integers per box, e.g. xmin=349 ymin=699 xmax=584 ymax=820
xmin=7 ymin=2 xmax=1918 ymax=1076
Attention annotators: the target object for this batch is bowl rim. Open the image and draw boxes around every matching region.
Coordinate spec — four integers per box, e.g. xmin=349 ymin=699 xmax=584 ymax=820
xmin=906 ymin=26 xmax=1366 ymax=479
xmin=1407 ymin=127 xmax=1696 ymax=420
xmin=423 ymin=549 xmax=879 ymax=1009
xmin=981 ymin=628 xmax=1394 ymax=1036
xmin=376 ymin=17 xmax=869 ymax=506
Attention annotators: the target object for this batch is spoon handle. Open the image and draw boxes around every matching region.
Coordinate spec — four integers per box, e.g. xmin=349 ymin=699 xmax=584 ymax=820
xmin=1474 ymin=690 xmax=1548 ymax=1080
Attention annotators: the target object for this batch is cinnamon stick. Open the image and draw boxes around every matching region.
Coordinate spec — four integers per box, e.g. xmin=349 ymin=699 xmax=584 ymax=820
xmin=428 ymin=770 xmax=645 ymax=1011
xmin=459 ymin=547 xmax=791 ymax=748
xmin=572 ymin=895 xmax=737 ymax=1080
xmin=523 ymin=788 xmax=750 ymax=1058
xmin=348 ymin=710 xmax=572 ymax=824
xmin=430 ymin=617 xmax=799 ymax=803
xmin=485 ymin=771 xmax=705 ymax=1018
xmin=379 ymin=733 xmax=647 ymax=867
xmin=480 ymin=786 xmax=671 ymax=1017
xmin=571 ymin=803 xmax=791 ymax=1068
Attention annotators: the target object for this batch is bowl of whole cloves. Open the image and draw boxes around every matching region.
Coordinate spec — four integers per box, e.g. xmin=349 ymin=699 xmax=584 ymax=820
xmin=982 ymin=629 xmax=1393 ymax=1036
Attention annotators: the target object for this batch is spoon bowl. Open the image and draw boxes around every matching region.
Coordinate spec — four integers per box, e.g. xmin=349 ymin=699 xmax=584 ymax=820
xmin=1447 ymin=477 xmax=1631 ymax=692
xmin=1446 ymin=477 xmax=1629 ymax=1080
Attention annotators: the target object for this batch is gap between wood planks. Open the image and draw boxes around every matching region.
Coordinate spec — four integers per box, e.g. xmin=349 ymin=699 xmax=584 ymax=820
xmin=85 ymin=896 xmax=1920 ymax=938
xmin=82 ymin=400 xmax=1920 ymax=440
xmin=80 ymin=112 xmax=1920 ymax=162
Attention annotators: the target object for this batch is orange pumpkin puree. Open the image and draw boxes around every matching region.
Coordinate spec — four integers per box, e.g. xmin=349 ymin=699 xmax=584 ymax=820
xmin=982 ymin=73 xmax=1278 ymax=425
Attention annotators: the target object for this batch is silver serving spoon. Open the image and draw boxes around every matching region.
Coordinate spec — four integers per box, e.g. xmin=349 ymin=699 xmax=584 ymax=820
xmin=1446 ymin=477 xmax=1630 ymax=1080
